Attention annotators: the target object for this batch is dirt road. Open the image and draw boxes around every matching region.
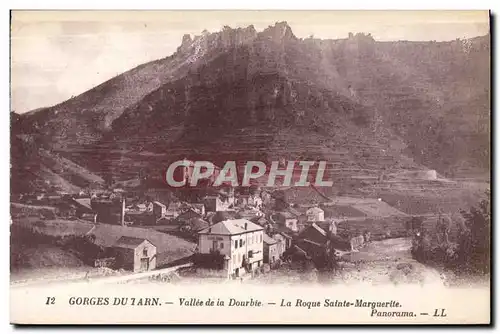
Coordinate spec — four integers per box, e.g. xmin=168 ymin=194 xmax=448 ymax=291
xmin=337 ymin=238 xmax=445 ymax=287
xmin=10 ymin=263 xmax=193 ymax=289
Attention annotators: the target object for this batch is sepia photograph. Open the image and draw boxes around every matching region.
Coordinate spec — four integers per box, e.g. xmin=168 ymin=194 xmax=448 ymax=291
xmin=9 ymin=9 xmax=491 ymax=325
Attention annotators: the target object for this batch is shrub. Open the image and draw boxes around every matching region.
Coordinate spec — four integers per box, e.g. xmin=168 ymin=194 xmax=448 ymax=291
xmin=411 ymin=191 xmax=490 ymax=275
xmin=456 ymin=191 xmax=490 ymax=274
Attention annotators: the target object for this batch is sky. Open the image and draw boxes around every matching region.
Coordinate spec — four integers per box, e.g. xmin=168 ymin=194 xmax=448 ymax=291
xmin=10 ymin=10 xmax=490 ymax=114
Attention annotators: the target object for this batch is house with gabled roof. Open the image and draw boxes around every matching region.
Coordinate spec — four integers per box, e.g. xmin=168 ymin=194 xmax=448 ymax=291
xmin=176 ymin=208 xmax=202 ymax=224
xmin=263 ymin=233 xmax=284 ymax=265
xmin=306 ymin=206 xmax=325 ymax=222
xmin=72 ymin=197 xmax=94 ymax=217
xmin=91 ymin=224 xmax=195 ymax=269
xmin=190 ymin=203 xmax=206 ymax=216
xmin=197 ymin=219 xmax=264 ymax=277
xmin=273 ymin=211 xmax=299 ymax=232
xmin=112 ymin=236 xmax=157 ymax=272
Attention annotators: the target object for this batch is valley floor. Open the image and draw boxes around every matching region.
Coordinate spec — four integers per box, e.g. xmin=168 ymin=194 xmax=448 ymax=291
xmin=252 ymin=238 xmax=489 ymax=288
xmin=336 ymin=238 xmax=444 ymax=286
xmin=10 ymin=237 xmax=489 ymax=289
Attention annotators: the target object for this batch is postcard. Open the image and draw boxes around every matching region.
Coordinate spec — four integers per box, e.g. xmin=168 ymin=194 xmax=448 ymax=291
xmin=10 ymin=10 xmax=491 ymax=325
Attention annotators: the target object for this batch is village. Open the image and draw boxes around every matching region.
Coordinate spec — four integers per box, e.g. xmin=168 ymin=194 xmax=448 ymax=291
xmin=9 ymin=157 xmax=418 ymax=285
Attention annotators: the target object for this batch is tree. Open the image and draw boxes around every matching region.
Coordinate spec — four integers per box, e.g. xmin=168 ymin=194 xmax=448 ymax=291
xmin=405 ymin=216 xmax=424 ymax=235
xmin=272 ymin=190 xmax=288 ymax=211
xmin=411 ymin=225 xmax=431 ymax=263
xmin=457 ymin=191 xmax=490 ymax=274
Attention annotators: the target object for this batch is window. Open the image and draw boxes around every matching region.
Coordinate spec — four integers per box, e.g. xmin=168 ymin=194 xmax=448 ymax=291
xmin=248 ymin=250 xmax=253 ymax=259
xmin=234 ymin=240 xmax=238 ymax=249
xmin=220 ymin=242 xmax=224 ymax=249
xmin=143 ymin=248 xmax=148 ymax=256
xmin=239 ymin=239 xmax=243 ymax=247
xmin=259 ymin=234 xmax=262 ymax=243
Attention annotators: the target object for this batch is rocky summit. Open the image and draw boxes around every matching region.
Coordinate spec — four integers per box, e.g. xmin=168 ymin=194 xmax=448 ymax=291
xmin=11 ymin=22 xmax=490 ymax=194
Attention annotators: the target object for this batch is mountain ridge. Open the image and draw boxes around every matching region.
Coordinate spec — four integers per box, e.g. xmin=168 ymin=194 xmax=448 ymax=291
xmin=11 ymin=22 xmax=490 ymax=193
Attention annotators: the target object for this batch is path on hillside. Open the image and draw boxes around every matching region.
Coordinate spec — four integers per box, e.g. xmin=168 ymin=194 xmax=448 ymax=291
xmin=337 ymin=238 xmax=445 ymax=286
xmin=10 ymin=263 xmax=193 ymax=290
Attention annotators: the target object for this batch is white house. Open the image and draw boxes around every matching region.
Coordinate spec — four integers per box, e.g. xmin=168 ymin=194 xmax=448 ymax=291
xmin=306 ymin=206 xmax=325 ymax=222
xmin=237 ymin=194 xmax=263 ymax=209
xmin=203 ymin=195 xmax=231 ymax=212
xmin=165 ymin=202 xmax=182 ymax=219
xmin=197 ymin=219 xmax=264 ymax=277
xmin=191 ymin=203 xmax=206 ymax=216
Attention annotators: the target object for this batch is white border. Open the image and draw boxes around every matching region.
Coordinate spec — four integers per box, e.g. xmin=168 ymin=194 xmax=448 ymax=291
xmin=2 ymin=1 xmax=496 ymax=10
xmin=2 ymin=1 xmax=497 ymax=333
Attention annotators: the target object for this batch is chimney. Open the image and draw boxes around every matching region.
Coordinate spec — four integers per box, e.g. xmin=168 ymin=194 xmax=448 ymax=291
xmin=244 ymin=222 xmax=248 ymax=230
xmin=208 ymin=227 xmax=212 ymax=233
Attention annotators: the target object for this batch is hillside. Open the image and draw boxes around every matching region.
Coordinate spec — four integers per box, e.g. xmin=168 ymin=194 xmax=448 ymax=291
xmin=14 ymin=25 xmax=260 ymax=148
xmin=10 ymin=128 xmax=104 ymax=194
xmin=12 ymin=22 xmax=490 ymax=193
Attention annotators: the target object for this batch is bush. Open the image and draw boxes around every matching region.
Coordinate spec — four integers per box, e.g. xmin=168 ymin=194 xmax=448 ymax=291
xmin=456 ymin=192 xmax=490 ymax=274
xmin=193 ymin=252 xmax=225 ymax=270
xmin=411 ymin=191 xmax=490 ymax=275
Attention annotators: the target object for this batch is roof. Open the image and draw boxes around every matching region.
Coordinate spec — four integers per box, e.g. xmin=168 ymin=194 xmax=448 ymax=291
xmin=263 ymin=233 xmax=277 ymax=245
xmin=274 ymin=225 xmax=295 ymax=238
xmin=73 ymin=198 xmax=93 ymax=211
xmin=307 ymin=206 xmax=324 ymax=214
xmin=183 ymin=218 xmax=210 ymax=231
xmin=167 ymin=202 xmax=182 ymax=210
xmin=114 ymin=236 xmax=153 ymax=249
xmin=237 ymin=209 xmax=262 ymax=219
xmin=208 ymin=210 xmax=238 ymax=225
xmin=189 ymin=203 xmax=205 ymax=213
xmin=177 ymin=209 xmax=202 ymax=220
xmin=291 ymin=245 xmax=309 ymax=257
xmin=287 ymin=207 xmax=303 ymax=217
xmin=198 ymin=219 xmax=263 ymax=235
xmin=311 ymin=223 xmax=327 ymax=237
xmin=252 ymin=216 xmax=268 ymax=225
xmin=92 ymin=224 xmax=196 ymax=266
xmin=272 ymin=234 xmax=285 ymax=242
xmin=302 ymin=238 xmax=323 ymax=247
xmin=316 ymin=221 xmax=336 ymax=232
